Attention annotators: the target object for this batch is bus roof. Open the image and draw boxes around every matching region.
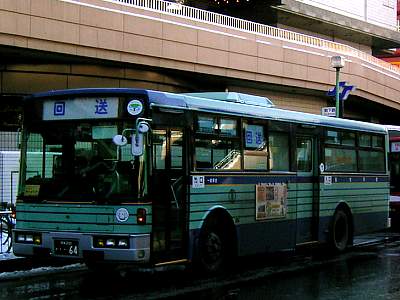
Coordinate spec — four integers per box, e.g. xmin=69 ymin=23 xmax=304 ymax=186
xmin=25 ymin=88 xmax=387 ymax=134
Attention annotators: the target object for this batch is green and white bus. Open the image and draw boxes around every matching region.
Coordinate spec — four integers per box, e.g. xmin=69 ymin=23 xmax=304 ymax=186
xmin=14 ymin=88 xmax=389 ymax=272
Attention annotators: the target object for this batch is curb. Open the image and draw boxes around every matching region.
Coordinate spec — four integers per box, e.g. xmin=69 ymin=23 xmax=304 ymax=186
xmin=0 ymin=256 xmax=32 ymax=273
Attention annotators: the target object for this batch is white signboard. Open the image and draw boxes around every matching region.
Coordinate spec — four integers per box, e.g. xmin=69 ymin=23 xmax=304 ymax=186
xmin=245 ymin=125 xmax=264 ymax=148
xmin=43 ymin=97 xmax=119 ymax=120
xmin=192 ymin=176 xmax=205 ymax=188
xmin=322 ymin=107 xmax=336 ymax=117
xmin=391 ymin=142 xmax=400 ymax=153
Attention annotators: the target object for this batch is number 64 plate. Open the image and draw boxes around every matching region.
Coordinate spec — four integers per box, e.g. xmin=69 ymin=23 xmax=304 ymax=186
xmin=54 ymin=240 xmax=79 ymax=256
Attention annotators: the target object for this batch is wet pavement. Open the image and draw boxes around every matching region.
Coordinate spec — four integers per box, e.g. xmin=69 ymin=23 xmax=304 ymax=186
xmin=1 ymin=238 xmax=400 ymax=299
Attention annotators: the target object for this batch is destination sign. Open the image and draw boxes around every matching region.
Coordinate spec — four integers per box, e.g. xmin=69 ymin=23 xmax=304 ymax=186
xmin=43 ymin=97 xmax=119 ymax=120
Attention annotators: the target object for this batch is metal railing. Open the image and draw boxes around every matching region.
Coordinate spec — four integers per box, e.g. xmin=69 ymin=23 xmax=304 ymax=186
xmin=0 ymin=205 xmax=15 ymax=254
xmin=106 ymin=0 xmax=400 ymax=76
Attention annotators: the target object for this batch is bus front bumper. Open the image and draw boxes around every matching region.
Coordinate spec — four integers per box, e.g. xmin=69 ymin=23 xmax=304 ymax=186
xmin=13 ymin=230 xmax=150 ymax=263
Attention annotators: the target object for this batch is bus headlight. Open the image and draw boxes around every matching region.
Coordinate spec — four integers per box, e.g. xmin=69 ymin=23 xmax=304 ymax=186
xmin=16 ymin=234 xmax=26 ymax=243
xmin=118 ymin=239 xmax=128 ymax=247
xmin=106 ymin=239 xmax=116 ymax=247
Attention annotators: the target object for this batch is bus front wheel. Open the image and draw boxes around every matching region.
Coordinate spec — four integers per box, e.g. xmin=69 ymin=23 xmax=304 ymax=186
xmin=331 ymin=209 xmax=350 ymax=252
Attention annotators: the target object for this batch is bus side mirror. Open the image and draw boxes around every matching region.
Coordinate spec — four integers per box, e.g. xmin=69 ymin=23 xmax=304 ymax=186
xmin=112 ymin=135 xmax=128 ymax=146
xmin=137 ymin=121 xmax=150 ymax=133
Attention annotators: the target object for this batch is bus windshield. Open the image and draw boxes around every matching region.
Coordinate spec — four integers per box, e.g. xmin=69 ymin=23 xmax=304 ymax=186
xmin=18 ymin=121 xmax=146 ymax=203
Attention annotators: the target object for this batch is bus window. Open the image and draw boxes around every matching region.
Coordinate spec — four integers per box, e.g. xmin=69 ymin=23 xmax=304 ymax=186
xmin=359 ymin=150 xmax=385 ymax=172
xmin=171 ymin=131 xmax=183 ymax=169
xmin=324 ymin=147 xmax=357 ymax=172
xmin=195 ymin=115 xmax=241 ymax=170
xmin=358 ymin=133 xmax=385 ymax=172
xmin=297 ymin=137 xmax=312 ymax=172
xmin=269 ymin=132 xmax=289 ymax=171
xmin=195 ymin=139 xmax=241 ymax=170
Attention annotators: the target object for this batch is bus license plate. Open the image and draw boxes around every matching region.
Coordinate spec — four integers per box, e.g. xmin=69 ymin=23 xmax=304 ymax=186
xmin=54 ymin=240 xmax=79 ymax=256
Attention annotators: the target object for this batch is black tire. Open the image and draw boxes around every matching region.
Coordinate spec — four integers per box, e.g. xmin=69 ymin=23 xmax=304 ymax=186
xmin=331 ymin=209 xmax=350 ymax=252
xmin=197 ymin=219 xmax=230 ymax=273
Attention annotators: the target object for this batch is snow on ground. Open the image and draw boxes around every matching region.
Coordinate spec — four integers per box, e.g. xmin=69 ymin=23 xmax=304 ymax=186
xmin=0 ymin=263 xmax=86 ymax=281
xmin=0 ymin=252 xmax=16 ymax=261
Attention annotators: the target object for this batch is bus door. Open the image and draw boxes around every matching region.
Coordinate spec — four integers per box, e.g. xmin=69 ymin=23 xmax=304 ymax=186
xmin=151 ymin=128 xmax=187 ymax=262
xmin=296 ymin=135 xmax=320 ymax=244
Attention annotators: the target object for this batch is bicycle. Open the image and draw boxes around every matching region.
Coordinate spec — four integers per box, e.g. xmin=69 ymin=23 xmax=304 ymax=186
xmin=1 ymin=204 xmax=16 ymax=254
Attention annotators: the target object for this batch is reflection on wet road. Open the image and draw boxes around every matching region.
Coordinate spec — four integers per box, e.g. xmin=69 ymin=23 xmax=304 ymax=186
xmin=1 ymin=239 xmax=400 ymax=299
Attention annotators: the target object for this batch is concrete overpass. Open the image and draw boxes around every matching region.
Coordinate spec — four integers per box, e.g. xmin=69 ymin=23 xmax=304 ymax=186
xmin=1 ymin=0 xmax=400 ymax=123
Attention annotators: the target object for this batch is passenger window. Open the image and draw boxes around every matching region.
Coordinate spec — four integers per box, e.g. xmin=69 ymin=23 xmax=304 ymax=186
xmin=195 ymin=115 xmax=240 ymax=171
xmin=359 ymin=150 xmax=385 ymax=172
xmin=324 ymin=147 xmax=357 ymax=172
xmin=195 ymin=139 xmax=241 ymax=170
xmin=220 ymin=118 xmax=237 ymax=137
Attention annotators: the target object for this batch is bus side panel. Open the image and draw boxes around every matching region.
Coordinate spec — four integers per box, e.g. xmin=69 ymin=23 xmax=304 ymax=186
xmin=188 ymin=174 xmax=297 ymax=257
xmin=318 ymin=175 xmax=389 ymax=241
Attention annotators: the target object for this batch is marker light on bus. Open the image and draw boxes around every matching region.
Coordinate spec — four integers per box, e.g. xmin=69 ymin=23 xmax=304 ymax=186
xmin=93 ymin=236 xmax=129 ymax=249
xmin=15 ymin=232 xmax=42 ymax=245
xmin=137 ymin=208 xmax=147 ymax=224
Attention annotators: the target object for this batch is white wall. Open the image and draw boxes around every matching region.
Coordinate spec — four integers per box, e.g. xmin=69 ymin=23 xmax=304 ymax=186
xmin=297 ymin=0 xmax=397 ymax=30
xmin=0 ymin=151 xmax=20 ymax=205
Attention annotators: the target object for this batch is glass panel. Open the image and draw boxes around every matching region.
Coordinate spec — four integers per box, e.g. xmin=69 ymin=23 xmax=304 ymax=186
xmin=195 ymin=138 xmax=241 ymax=170
xmin=21 ymin=122 xmax=140 ymax=202
xmin=219 ymin=118 xmax=237 ymax=137
xmin=359 ymin=134 xmax=371 ymax=147
xmin=342 ymin=132 xmax=355 ymax=146
xmin=324 ymin=147 xmax=357 ymax=172
xmin=326 ymin=130 xmax=340 ymax=145
xmin=359 ymin=150 xmax=385 ymax=172
xmin=152 ymin=130 xmax=166 ymax=170
xmin=390 ymin=153 xmax=400 ymax=193
xmin=25 ymin=133 xmax=45 ymax=180
xmin=197 ymin=116 xmax=217 ymax=134
xmin=372 ymin=135 xmax=383 ymax=149
xmin=244 ymin=123 xmax=267 ymax=170
xmin=171 ymin=130 xmax=183 ymax=169
xmin=269 ymin=132 xmax=289 ymax=171
xmin=297 ymin=138 xmax=312 ymax=172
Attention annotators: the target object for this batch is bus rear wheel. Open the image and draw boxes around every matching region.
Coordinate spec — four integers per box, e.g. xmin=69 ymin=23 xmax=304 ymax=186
xmin=331 ymin=209 xmax=350 ymax=252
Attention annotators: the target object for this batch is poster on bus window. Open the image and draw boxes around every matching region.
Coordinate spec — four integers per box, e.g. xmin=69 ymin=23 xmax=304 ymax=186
xmin=256 ymin=183 xmax=288 ymax=220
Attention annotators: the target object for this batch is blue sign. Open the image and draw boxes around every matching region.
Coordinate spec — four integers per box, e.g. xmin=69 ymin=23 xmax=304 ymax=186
xmin=327 ymin=81 xmax=356 ymax=101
